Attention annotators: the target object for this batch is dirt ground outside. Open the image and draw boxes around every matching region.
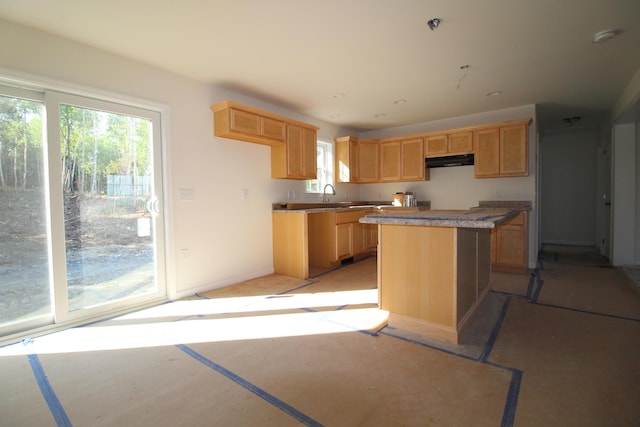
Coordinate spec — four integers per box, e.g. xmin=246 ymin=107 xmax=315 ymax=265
xmin=0 ymin=189 xmax=155 ymax=327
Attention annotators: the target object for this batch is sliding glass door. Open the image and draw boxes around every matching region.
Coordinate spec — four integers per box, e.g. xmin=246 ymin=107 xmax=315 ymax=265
xmin=0 ymin=86 xmax=166 ymax=337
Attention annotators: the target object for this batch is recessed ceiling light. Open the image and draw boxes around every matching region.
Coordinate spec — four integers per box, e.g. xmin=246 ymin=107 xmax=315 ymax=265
xmin=331 ymin=93 xmax=346 ymax=99
xmin=593 ymin=29 xmax=618 ymax=43
xmin=374 ymin=114 xmax=387 ymax=119
xmin=486 ymin=91 xmax=502 ymax=97
xmin=329 ymin=114 xmax=341 ymax=119
xmin=393 ymin=99 xmax=407 ymax=104
xmin=561 ymin=116 xmax=581 ymax=125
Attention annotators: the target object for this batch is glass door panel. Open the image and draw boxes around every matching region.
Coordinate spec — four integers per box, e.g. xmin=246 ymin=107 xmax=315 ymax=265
xmin=0 ymin=93 xmax=52 ymax=333
xmin=59 ymin=103 xmax=160 ymax=312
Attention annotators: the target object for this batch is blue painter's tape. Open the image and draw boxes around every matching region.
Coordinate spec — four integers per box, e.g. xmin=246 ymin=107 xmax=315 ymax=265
xmin=533 ymin=302 xmax=640 ymax=323
xmin=501 ymin=369 xmax=523 ymax=427
xmin=27 ymin=354 xmax=73 ymax=427
xmin=526 ymin=273 xmax=536 ymax=300
xmin=479 ymin=297 xmax=512 ymax=362
xmin=176 ymin=344 xmax=323 ymax=427
xmin=531 ymin=278 xmax=544 ymax=303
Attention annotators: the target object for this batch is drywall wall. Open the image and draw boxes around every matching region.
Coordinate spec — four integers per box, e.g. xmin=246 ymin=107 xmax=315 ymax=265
xmin=358 ymin=105 xmax=539 ymax=269
xmin=539 ymin=127 xmax=598 ymax=246
xmin=0 ymin=19 xmax=355 ymax=300
xmin=611 ymin=123 xmax=636 ymax=265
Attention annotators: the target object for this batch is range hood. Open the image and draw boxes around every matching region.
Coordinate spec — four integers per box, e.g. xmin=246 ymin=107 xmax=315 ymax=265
xmin=425 ymin=154 xmax=474 ymax=168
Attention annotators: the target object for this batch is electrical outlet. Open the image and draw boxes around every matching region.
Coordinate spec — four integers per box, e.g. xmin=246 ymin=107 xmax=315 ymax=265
xmin=179 ymin=188 xmax=194 ymax=200
xmin=242 ymin=189 xmax=249 ymax=200
xmin=179 ymin=248 xmax=189 ymax=261
xmin=287 ymin=190 xmax=294 ymax=200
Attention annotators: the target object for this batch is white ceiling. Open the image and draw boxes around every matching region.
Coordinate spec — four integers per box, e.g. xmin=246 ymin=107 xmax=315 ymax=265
xmin=1 ymin=0 xmax=640 ymax=132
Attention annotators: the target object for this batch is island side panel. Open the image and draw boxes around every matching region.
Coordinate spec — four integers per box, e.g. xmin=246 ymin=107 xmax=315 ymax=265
xmin=456 ymin=228 xmax=478 ymax=322
xmin=272 ymin=211 xmax=308 ymax=278
xmin=378 ymin=224 xmax=456 ymax=327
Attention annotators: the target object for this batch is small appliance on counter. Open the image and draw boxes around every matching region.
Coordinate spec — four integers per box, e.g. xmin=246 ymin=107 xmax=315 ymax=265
xmin=392 ymin=192 xmax=417 ymax=207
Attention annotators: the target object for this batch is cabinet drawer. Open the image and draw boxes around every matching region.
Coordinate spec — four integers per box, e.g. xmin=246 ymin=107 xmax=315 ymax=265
xmin=335 ymin=210 xmax=367 ymax=224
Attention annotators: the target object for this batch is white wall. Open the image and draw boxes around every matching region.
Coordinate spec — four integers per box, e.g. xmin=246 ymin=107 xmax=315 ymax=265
xmin=358 ymin=105 xmax=539 ymax=268
xmin=611 ymin=123 xmax=636 ymax=265
xmin=0 ymin=19 xmax=356 ymax=299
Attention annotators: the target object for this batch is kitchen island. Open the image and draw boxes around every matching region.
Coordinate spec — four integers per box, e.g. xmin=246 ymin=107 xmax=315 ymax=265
xmin=360 ymin=209 xmax=518 ymax=344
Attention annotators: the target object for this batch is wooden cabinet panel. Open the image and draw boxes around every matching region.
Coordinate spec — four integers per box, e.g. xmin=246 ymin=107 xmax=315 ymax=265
xmin=380 ymin=138 xmax=426 ymax=182
xmin=229 ymin=108 xmax=262 ymax=136
xmin=474 ymin=128 xmax=500 ymax=177
xmin=425 ymin=132 xmax=472 ymax=157
xmin=474 ymin=123 xmax=528 ymax=178
xmin=336 ymin=223 xmax=353 ymax=260
xmin=272 ymin=124 xmax=317 ymax=179
xmin=401 ymin=138 xmax=425 ymax=180
xmin=353 ymin=222 xmax=366 ymax=255
xmin=211 ymin=101 xmax=318 ymax=180
xmin=380 ymin=141 xmax=401 ymax=181
xmin=500 ymin=125 xmax=528 ymax=176
xmin=358 ymin=139 xmax=380 ymax=182
xmin=214 ymin=105 xmax=286 ymax=145
xmin=448 ymin=131 xmax=473 ymax=154
xmin=492 ymin=211 xmax=528 ymax=273
xmin=334 ymin=137 xmax=379 ymax=183
xmin=425 ymin=135 xmax=448 ymax=156
xmin=334 ymin=136 xmax=358 ymax=183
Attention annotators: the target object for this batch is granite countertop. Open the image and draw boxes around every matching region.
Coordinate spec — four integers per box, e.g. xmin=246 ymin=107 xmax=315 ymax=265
xmin=272 ymin=201 xmax=431 ymax=213
xmin=359 ymin=208 xmax=519 ymax=229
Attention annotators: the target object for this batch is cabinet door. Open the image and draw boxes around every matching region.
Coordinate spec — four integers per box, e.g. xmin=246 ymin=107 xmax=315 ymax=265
xmin=335 ymin=223 xmax=353 ymax=259
xmin=474 ymin=128 xmax=500 ymax=177
xmin=261 ymin=117 xmax=286 ymax=142
xmin=494 ymin=212 xmax=526 ymax=267
xmin=285 ymin=124 xmax=316 ymax=179
xmin=286 ymin=124 xmax=304 ymax=178
xmin=229 ymin=108 xmax=262 ymax=136
xmin=448 ymin=131 xmax=473 ymax=154
xmin=380 ymin=141 xmax=401 ymax=181
xmin=401 ymin=138 xmax=424 ymax=180
xmin=352 ymin=222 xmax=366 ymax=255
xmin=335 ymin=137 xmax=358 ymax=183
xmin=301 ymin=127 xmax=317 ymax=179
xmin=358 ymin=139 xmax=380 ymax=182
xmin=425 ymin=135 xmax=448 ymax=157
xmin=500 ymin=125 xmax=527 ymax=176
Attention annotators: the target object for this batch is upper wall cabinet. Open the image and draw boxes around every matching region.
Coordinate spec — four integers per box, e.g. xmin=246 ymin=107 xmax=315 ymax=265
xmin=212 ymin=101 xmax=287 ymax=145
xmin=211 ymin=100 xmax=318 ymax=180
xmin=474 ymin=119 xmax=530 ymax=178
xmin=272 ymin=124 xmax=317 ymax=179
xmin=334 ymin=137 xmax=380 ymax=183
xmin=380 ymin=137 xmax=429 ymax=182
xmin=425 ymin=131 xmax=473 ymax=157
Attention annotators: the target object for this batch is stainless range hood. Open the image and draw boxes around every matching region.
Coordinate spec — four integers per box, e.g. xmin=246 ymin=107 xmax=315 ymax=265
xmin=425 ymin=153 xmax=474 ymax=168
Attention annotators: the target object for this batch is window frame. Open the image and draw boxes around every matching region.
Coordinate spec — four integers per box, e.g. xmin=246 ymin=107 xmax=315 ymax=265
xmin=305 ymin=139 xmax=334 ymax=194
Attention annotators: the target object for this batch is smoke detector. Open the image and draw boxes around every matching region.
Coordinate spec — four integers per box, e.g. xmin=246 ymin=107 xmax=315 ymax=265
xmin=593 ymin=29 xmax=618 ymax=43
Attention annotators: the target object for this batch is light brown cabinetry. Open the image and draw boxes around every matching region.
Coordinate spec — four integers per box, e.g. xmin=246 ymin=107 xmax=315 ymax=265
xmin=211 ymin=100 xmax=318 ymax=180
xmin=378 ymin=225 xmax=490 ymax=344
xmin=273 ymin=209 xmax=376 ymax=278
xmin=271 ymin=124 xmax=317 ymax=179
xmin=212 ymin=101 xmax=286 ymax=145
xmin=358 ymin=139 xmax=380 ymax=182
xmin=474 ymin=121 xmax=528 ymax=178
xmin=334 ymin=137 xmax=380 ymax=183
xmin=491 ymin=211 xmax=528 ymax=273
xmin=380 ymin=138 xmax=428 ymax=182
xmin=425 ymin=131 xmax=473 ymax=157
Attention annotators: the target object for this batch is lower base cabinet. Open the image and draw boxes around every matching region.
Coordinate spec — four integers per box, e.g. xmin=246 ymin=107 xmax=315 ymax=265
xmin=491 ymin=211 xmax=528 ymax=273
xmin=273 ymin=209 xmax=377 ymax=279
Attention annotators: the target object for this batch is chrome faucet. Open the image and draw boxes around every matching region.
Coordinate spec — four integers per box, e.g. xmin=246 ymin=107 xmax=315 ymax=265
xmin=323 ymin=184 xmax=336 ymax=203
